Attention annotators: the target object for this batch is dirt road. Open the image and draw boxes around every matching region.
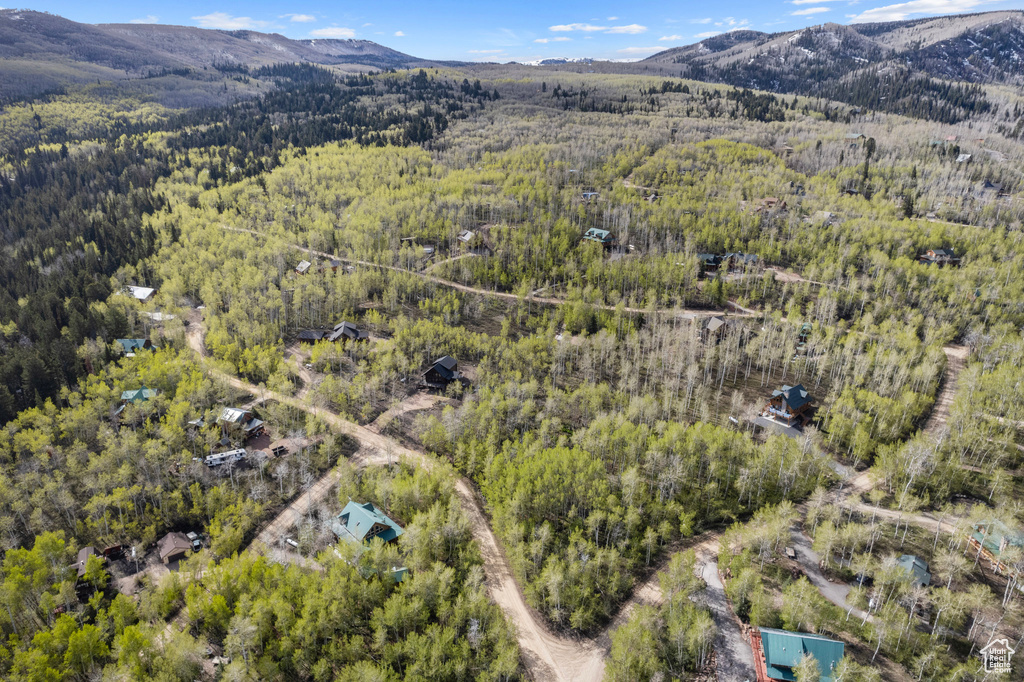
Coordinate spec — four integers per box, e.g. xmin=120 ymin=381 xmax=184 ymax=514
xmin=594 ymin=535 xmax=755 ymax=682
xmin=923 ymin=345 xmax=968 ymax=437
xmin=789 ymin=525 xmax=872 ymax=623
xmin=701 ymin=558 xmax=757 ymax=682
xmin=367 ymin=393 xmax=450 ymax=433
xmin=219 ymin=225 xmax=746 ymax=318
xmin=188 ymin=316 xmax=607 ymax=681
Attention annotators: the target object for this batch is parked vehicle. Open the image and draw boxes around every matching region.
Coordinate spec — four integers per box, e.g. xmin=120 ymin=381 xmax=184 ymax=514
xmin=205 ymin=448 xmax=246 ymax=467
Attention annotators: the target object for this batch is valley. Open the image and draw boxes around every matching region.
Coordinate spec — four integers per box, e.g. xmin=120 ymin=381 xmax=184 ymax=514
xmin=1 ymin=7 xmax=1024 ymax=682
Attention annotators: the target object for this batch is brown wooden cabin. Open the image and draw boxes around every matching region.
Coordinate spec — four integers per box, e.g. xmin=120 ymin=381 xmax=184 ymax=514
xmin=762 ymin=384 xmax=813 ymax=426
xmin=919 ymin=248 xmax=961 ymax=267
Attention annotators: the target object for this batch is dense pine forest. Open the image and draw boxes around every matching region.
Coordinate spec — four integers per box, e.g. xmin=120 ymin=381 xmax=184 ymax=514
xmin=2 ymin=27 xmax=1024 ymax=682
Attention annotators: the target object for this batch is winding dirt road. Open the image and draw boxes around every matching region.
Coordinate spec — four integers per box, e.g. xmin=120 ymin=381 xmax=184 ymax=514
xmin=187 ymin=318 xmax=608 ymax=681
xmin=219 ymin=225 xmax=746 ymax=318
xmin=923 ymin=345 xmax=969 ymax=438
xmin=185 ymin=287 xmax=967 ymax=680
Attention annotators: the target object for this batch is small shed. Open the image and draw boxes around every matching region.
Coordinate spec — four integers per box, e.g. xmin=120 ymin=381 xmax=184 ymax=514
xmin=295 ymin=260 xmax=312 ymax=275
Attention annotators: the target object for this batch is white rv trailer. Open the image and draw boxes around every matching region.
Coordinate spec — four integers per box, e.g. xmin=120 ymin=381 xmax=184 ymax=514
xmin=205 ymin=448 xmax=247 ymax=467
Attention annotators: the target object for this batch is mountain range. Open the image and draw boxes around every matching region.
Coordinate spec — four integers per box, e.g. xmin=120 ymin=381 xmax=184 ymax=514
xmin=645 ymin=11 xmax=1024 ymax=85
xmin=2 ymin=8 xmax=1023 ymax=122
xmin=0 ymin=9 xmax=428 ymax=101
xmin=628 ymin=11 xmax=1024 ymax=123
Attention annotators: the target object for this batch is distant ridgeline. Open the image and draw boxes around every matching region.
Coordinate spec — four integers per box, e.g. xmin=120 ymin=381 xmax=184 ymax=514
xmin=0 ymin=65 xmax=489 ymax=423
xmin=644 ymin=12 xmax=1024 ymax=124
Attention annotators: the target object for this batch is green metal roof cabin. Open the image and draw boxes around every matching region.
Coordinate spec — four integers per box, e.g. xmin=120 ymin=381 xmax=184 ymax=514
xmin=332 ymin=501 xmax=404 ymax=545
xmin=897 ymin=555 xmax=931 ymax=587
xmin=116 ymin=338 xmax=153 ymax=354
xmin=970 ymin=520 xmax=1024 ymax=560
xmin=758 ymin=628 xmax=844 ymax=682
xmin=120 ymin=387 xmax=157 ymax=403
xmin=581 ymin=228 xmax=616 ymax=246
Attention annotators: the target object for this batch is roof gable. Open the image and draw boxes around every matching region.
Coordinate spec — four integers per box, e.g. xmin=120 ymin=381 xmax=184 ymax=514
xmin=760 ymin=628 xmax=844 ymax=682
xmin=333 ymin=501 xmax=404 ymax=545
xmin=157 ymin=532 xmax=192 ymax=560
xmin=120 ymin=386 xmax=157 ymax=403
xmin=772 ymin=384 xmax=812 ymax=410
xmin=897 ymin=555 xmax=931 ymax=586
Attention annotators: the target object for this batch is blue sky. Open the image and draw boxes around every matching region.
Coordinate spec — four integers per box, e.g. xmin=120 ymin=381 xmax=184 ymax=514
xmin=11 ymin=0 xmax=1024 ymax=62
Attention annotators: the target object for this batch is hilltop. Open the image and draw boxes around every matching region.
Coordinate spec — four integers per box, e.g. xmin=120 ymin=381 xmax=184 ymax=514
xmin=635 ymin=11 xmax=1024 ymax=121
xmin=0 ymin=9 xmax=426 ymax=100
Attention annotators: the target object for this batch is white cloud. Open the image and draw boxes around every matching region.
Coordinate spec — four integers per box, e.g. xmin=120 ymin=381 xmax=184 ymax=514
xmin=617 ymin=46 xmax=664 ymax=54
xmin=659 ymin=34 xmax=683 ymax=41
xmin=690 ymin=17 xmax=713 ymax=23
xmin=849 ymin=0 xmax=985 ymax=22
xmin=281 ymin=13 xmax=316 ymax=22
xmin=695 ymin=30 xmax=722 ymax=38
xmin=309 ymin=26 xmax=356 ymax=38
xmin=791 ymin=6 xmax=831 ymax=14
xmin=129 ymin=15 xmax=159 ymax=24
xmin=606 ymin=24 xmax=648 ymax=34
xmin=534 ymin=36 xmax=572 ymax=43
xmin=191 ymin=12 xmax=271 ymax=30
xmin=394 ymin=30 xmax=405 ymax=36
xmin=791 ymin=0 xmax=838 ymax=4
xmin=549 ymin=22 xmax=647 ymax=34
xmin=550 ymin=22 xmax=607 ymax=31
xmin=362 ymin=22 xmax=373 ymax=27
xmin=607 ymin=16 xmax=619 ymax=20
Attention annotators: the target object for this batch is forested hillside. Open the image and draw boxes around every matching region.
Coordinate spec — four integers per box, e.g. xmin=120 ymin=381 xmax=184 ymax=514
xmin=2 ymin=15 xmax=1024 ymax=681
xmin=641 ymin=11 xmax=1024 ymax=123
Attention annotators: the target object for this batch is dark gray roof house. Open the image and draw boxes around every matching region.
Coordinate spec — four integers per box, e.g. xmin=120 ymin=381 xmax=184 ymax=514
xmin=423 ymin=356 xmax=461 ymax=387
xmin=297 ymin=330 xmax=326 ymax=343
xmin=74 ymin=547 xmax=102 ymax=579
xmin=328 ymin=321 xmax=370 ymax=343
xmin=772 ymin=384 xmax=811 ymax=411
